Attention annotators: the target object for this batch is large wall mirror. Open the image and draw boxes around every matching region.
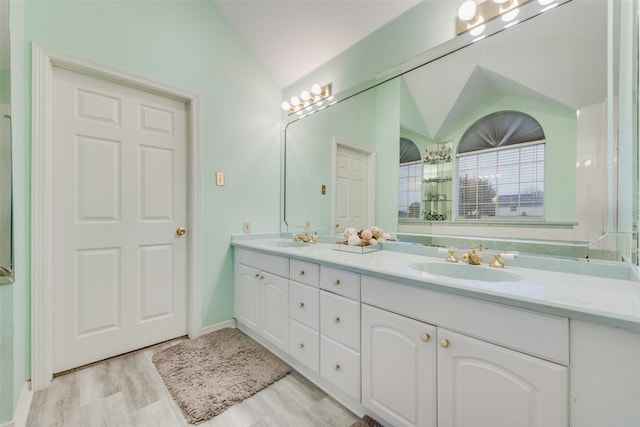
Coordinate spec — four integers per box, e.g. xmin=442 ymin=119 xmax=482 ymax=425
xmin=0 ymin=0 xmax=12 ymax=283
xmin=283 ymin=0 xmax=638 ymax=263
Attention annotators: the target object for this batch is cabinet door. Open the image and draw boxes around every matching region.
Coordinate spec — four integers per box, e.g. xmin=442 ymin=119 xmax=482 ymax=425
xmin=234 ymin=264 xmax=260 ymax=333
xmin=437 ymin=328 xmax=567 ymax=427
xmin=362 ymin=305 xmax=437 ymax=427
xmin=261 ymin=271 xmax=289 ymax=351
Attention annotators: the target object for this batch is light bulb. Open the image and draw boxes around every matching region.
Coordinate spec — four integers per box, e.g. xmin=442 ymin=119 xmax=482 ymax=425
xmin=311 ymin=83 xmax=322 ymax=95
xmin=470 ymin=24 xmax=485 ymax=36
xmin=290 ymin=96 xmax=300 ymax=106
xmin=493 ymin=0 xmax=510 ymax=4
xmin=281 ymin=101 xmax=291 ymax=111
xmin=458 ymin=1 xmax=477 ymax=21
xmin=501 ymin=8 xmax=519 ymax=21
xmin=300 ymin=90 xmax=311 ymax=101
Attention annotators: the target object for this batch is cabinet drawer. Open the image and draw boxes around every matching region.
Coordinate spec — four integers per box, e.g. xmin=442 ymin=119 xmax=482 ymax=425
xmin=290 ymin=259 xmax=320 ymax=287
xmin=320 ymin=335 xmax=360 ymax=401
xmin=289 ymin=281 xmax=319 ymax=329
xmin=362 ymin=276 xmax=569 ymax=365
xmin=320 ymin=291 xmax=360 ymax=351
xmin=320 ymin=266 xmax=360 ymax=300
xmin=236 ymin=248 xmax=289 ymax=277
xmin=289 ymin=319 xmax=319 ymax=374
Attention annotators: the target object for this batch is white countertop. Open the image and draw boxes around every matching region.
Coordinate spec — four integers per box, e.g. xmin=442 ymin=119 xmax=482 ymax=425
xmin=231 ymin=235 xmax=640 ymax=334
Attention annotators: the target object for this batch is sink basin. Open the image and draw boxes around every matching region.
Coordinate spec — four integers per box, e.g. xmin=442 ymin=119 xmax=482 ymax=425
xmin=268 ymin=241 xmax=309 ymax=248
xmin=409 ymin=262 xmax=522 ymax=282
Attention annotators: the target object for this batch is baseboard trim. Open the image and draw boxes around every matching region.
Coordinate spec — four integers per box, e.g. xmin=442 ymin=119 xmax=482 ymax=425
xmin=1 ymin=382 xmax=33 ymax=427
xmin=200 ymin=319 xmax=237 ymax=335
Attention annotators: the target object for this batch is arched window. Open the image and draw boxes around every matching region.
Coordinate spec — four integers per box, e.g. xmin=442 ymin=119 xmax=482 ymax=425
xmin=457 ymin=111 xmax=545 ymax=220
xmin=398 ymin=137 xmax=422 ymax=219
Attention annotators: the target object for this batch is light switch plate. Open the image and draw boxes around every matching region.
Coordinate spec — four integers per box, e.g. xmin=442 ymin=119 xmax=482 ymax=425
xmin=216 ymin=172 xmax=225 ymax=186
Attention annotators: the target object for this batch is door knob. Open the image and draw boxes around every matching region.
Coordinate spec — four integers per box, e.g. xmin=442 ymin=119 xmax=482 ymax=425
xmin=176 ymin=227 xmax=187 ymax=236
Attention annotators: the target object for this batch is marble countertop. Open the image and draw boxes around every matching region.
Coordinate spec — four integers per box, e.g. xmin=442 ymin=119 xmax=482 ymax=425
xmin=231 ymin=235 xmax=640 ymax=334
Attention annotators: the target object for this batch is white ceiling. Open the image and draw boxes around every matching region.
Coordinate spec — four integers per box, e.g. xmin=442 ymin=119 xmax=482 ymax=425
xmin=213 ymin=0 xmax=421 ymax=89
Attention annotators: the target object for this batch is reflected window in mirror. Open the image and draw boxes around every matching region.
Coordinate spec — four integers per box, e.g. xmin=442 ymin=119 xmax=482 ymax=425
xmin=398 ymin=137 xmax=422 ymax=219
xmin=456 ymin=111 xmax=545 ymax=220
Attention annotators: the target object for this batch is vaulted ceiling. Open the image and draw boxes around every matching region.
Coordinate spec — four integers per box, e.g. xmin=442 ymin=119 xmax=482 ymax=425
xmin=213 ymin=0 xmax=421 ymax=88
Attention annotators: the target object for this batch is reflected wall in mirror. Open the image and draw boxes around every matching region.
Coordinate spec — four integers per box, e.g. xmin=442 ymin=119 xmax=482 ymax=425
xmin=0 ymin=0 xmax=12 ymax=282
xmin=284 ymin=0 xmax=637 ymax=262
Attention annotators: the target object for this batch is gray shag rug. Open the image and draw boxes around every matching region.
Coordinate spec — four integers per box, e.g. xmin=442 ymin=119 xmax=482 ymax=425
xmin=351 ymin=415 xmax=384 ymax=427
xmin=152 ymin=328 xmax=291 ymax=424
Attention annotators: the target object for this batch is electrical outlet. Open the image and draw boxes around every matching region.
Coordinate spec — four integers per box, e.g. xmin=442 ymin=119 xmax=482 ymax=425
xmin=243 ymin=222 xmax=251 ymax=234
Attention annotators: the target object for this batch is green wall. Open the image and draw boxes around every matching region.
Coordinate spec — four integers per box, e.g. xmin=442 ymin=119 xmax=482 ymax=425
xmin=2 ymin=0 xmax=282 ymax=422
xmin=0 ymin=70 xmax=9 ymax=104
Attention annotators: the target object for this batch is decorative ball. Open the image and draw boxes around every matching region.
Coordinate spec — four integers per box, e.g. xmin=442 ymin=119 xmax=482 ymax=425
xmin=344 ymin=227 xmax=358 ymax=239
xmin=347 ymin=235 xmax=361 ymax=246
xmin=360 ymin=229 xmax=373 ymax=241
xmin=382 ymin=232 xmax=392 ymax=240
xmin=369 ymin=238 xmax=378 ymax=245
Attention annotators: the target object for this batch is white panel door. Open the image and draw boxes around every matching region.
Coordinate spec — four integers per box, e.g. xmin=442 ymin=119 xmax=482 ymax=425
xmin=51 ymin=67 xmax=188 ymax=373
xmin=334 ymin=144 xmax=369 ymax=234
xmin=437 ymin=328 xmax=567 ymax=427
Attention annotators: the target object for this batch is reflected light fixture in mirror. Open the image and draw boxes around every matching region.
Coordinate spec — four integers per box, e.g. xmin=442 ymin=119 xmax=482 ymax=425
xmin=456 ymin=0 xmax=535 ymax=35
xmin=281 ymin=83 xmax=333 ymax=116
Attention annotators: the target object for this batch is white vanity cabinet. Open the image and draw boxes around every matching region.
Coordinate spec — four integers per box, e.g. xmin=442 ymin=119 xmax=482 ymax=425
xmin=362 ymin=304 xmax=437 ymax=427
xmin=234 ymin=246 xmax=575 ymax=427
xmin=319 ymin=266 xmax=361 ymax=401
xmin=234 ymin=249 xmax=289 ymax=351
xmin=361 ymin=275 xmax=568 ymax=427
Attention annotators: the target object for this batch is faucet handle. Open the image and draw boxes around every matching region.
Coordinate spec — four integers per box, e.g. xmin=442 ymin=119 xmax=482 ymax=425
xmin=489 ymin=254 xmax=505 ymax=268
xmin=446 ymin=249 xmax=459 ymax=263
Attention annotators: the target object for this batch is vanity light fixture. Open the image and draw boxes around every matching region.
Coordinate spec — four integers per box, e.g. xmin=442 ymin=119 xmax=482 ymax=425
xmin=281 ymin=83 xmax=333 ymax=116
xmin=456 ymin=0 xmax=533 ymax=35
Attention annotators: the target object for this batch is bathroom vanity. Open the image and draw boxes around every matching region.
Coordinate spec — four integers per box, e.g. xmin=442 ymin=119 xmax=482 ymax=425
xmin=232 ymin=236 xmax=640 ymax=427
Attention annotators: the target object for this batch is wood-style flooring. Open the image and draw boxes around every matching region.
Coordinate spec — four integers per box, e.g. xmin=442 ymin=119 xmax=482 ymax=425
xmin=26 ymin=337 xmax=361 ymax=427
